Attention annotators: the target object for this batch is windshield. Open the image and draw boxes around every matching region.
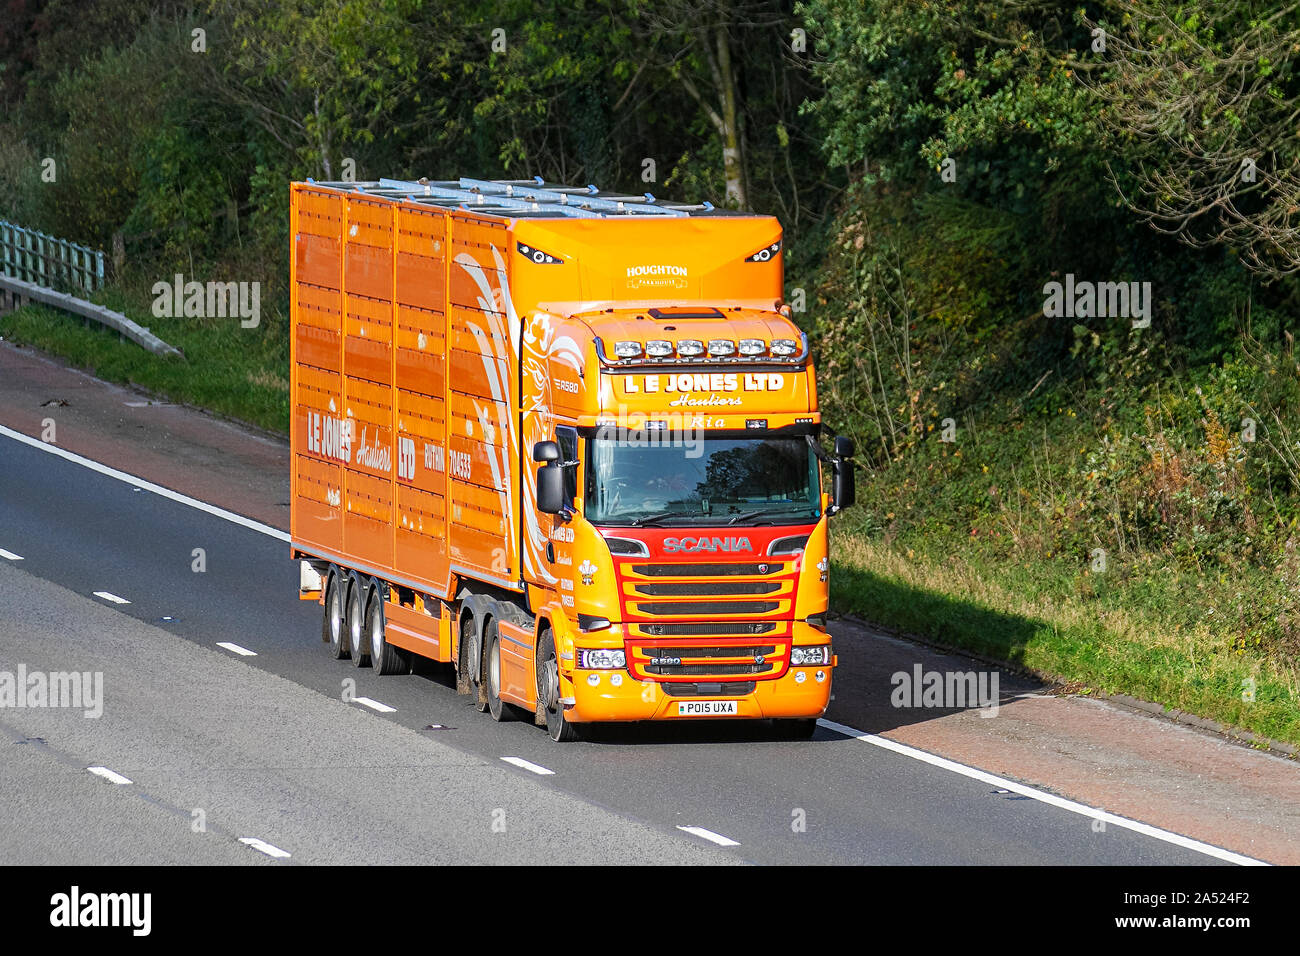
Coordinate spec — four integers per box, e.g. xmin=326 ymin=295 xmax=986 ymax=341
xmin=584 ymin=434 xmax=820 ymax=526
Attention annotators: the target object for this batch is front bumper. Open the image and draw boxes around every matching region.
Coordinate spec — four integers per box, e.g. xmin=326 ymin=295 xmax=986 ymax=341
xmin=562 ymin=621 xmax=834 ymax=722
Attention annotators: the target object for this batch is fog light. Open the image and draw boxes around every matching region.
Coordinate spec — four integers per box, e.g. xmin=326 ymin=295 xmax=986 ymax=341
xmin=794 ymin=671 xmax=806 ymax=684
xmin=610 ymin=673 xmax=623 ymax=687
xmin=587 ymin=673 xmax=601 ymax=686
xmin=815 ymin=670 xmax=826 ymax=683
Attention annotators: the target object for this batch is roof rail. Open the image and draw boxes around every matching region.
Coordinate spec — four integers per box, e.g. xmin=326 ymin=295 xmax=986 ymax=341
xmin=306 ymin=177 xmax=736 ymax=219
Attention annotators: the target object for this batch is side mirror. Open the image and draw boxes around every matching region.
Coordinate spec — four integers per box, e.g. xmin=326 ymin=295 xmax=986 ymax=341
xmin=832 ymin=458 xmax=855 ymax=513
xmin=537 ymin=463 xmax=566 ymax=515
xmin=834 ymin=435 xmax=855 ymax=459
xmin=533 ymin=440 xmax=560 ymax=464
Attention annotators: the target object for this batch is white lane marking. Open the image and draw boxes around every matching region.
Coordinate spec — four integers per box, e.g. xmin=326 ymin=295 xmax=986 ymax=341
xmin=93 ymin=590 xmax=131 ymax=605
xmin=677 ymin=825 xmax=741 ymax=847
xmin=0 ymin=548 xmax=24 ymax=560
xmin=87 ymin=766 xmax=132 ymax=785
xmin=353 ymin=697 xmax=396 ymax=714
xmin=500 ymin=756 xmax=555 ymax=776
xmin=217 ymin=641 xmax=258 ymax=657
xmin=0 ymin=424 xmax=290 ymax=542
xmin=817 ymin=718 xmax=1269 ymax=867
xmin=239 ymin=837 xmax=291 ymax=859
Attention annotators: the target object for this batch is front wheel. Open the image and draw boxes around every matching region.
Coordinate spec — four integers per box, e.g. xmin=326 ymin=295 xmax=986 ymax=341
xmin=537 ymin=629 xmax=580 ymax=742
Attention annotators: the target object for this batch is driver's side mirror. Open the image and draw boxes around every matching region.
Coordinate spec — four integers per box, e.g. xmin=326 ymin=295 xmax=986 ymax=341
xmin=831 ymin=435 xmax=855 ymax=513
xmin=533 ymin=441 xmax=567 ymax=516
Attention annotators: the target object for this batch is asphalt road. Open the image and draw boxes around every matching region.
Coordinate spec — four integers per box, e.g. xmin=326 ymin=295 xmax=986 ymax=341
xmin=0 ymin=431 xmax=1231 ymax=864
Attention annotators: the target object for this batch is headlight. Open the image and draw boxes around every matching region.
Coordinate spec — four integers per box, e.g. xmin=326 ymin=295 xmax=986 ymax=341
xmin=738 ymin=338 xmax=766 ymax=355
xmin=790 ymin=645 xmax=831 ymax=666
xmin=770 ymin=338 xmax=799 ymax=356
xmin=646 ymin=340 xmax=673 ymax=357
xmin=676 ymin=339 xmax=704 ymax=357
xmin=614 ymin=340 xmax=642 ymax=358
xmin=707 ymin=339 xmax=736 ymax=356
xmin=578 ymin=648 xmax=626 ymax=669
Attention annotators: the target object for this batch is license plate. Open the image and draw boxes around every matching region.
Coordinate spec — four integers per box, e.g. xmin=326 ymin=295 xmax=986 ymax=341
xmin=675 ymin=700 xmax=738 ymax=717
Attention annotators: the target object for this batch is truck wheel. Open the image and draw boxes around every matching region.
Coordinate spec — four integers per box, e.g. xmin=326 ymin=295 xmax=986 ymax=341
xmin=463 ymin=605 xmax=488 ymax=713
xmin=774 ymin=718 xmax=818 ymax=740
xmin=485 ymin=621 xmax=518 ymax=722
xmin=347 ymin=578 xmax=370 ymax=667
xmin=322 ymin=571 xmax=349 ymax=660
xmin=537 ymin=629 xmax=580 ymax=742
xmin=368 ymin=590 xmax=409 ymax=675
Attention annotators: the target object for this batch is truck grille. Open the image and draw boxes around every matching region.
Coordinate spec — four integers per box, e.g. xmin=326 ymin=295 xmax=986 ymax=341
xmin=636 ymin=622 xmax=777 ymax=637
xmin=635 ymin=601 xmax=779 ymax=616
xmin=660 ymin=682 xmax=757 ymax=697
xmin=634 ymin=581 xmax=780 ymax=597
xmin=630 ymin=562 xmax=785 ymax=577
xmin=629 ymin=641 xmax=787 ymax=681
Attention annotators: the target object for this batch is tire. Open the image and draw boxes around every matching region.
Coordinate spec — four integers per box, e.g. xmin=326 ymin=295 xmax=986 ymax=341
xmin=485 ymin=620 xmax=518 ymax=722
xmin=347 ymin=578 xmax=370 ymax=667
xmin=774 ymin=718 xmax=818 ymax=740
xmin=461 ymin=603 xmax=488 ymax=713
xmin=368 ymin=589 xmax=409 ymax=675
xmin=536 ymin=628 xmax=580 ymax=742
xmin=323 ymin=571 xmax=349 ymax=660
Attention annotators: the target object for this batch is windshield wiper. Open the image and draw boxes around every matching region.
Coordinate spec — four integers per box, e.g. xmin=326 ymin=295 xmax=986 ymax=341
xmin=630 ymin=510 xmax=702 ymax=527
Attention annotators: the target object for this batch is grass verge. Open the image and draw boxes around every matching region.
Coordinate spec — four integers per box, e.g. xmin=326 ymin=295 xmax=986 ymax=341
xmin=831 ymin=533 xmax=1300 ymax=748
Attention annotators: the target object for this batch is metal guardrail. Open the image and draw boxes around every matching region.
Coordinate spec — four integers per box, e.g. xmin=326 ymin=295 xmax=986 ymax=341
xmin=0 ymin=220 xmax=104 ymax=294
xmin=0 ymin=274 xmax=183 ymax=359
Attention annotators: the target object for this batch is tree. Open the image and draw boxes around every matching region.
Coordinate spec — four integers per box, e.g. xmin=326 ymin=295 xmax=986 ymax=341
xmin=1086 ymin=2 xmax=1300 ymax=280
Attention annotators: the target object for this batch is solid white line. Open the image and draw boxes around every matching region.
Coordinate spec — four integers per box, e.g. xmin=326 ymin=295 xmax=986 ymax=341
xmin=216 ymin=641 xmax=258 ymax=657
xmin=0 ymin=424 xmax=290 ymax=541
xmin=500 ymin=756 xmax=555 ymax=776
xmin=677 ymin=825 xmax=741 ymax=847
xmin=239 ymin=837 xmax=291 ymax=859
xmin=353 ymin=696 xmax=396 ymax=714
xmin=93 ymin=590 xmax=131 ymax=605
xmin=0 ymin=548 xmax=24 ymax=560
xmin=817 ymin=718 xmax=1269 ymax=866
xmin=87 ymin=766 xmax=132 ymax=785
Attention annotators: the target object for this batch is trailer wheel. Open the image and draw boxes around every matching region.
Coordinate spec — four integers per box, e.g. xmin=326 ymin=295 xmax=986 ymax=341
xmin=368 ymin=590 xmax=409 ymax=675
xmin=537 ymin=629 xmax=580 ymax=742
xmin=347 ymin=578 xmax=370 ymax=667
xmin=485 ymin=620 xmax=519 ymax=722
xmin=322 ymin=571 xmax=349 ymax=660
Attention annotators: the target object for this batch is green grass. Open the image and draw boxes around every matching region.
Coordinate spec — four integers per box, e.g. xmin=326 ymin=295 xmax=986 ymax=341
xmin=830 ymin=509 xmax=1300 ymax=749
xmin=0 ymin=288 xmax=290 ymax=434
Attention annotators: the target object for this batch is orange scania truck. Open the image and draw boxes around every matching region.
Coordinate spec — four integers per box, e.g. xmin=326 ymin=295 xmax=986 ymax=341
xmin=289 ymin=176 xmax=855 ymax=740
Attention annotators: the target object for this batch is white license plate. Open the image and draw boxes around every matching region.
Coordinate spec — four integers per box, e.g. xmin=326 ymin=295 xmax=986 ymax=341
xmin=675 ymin=700 xmax=739 ymax=717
